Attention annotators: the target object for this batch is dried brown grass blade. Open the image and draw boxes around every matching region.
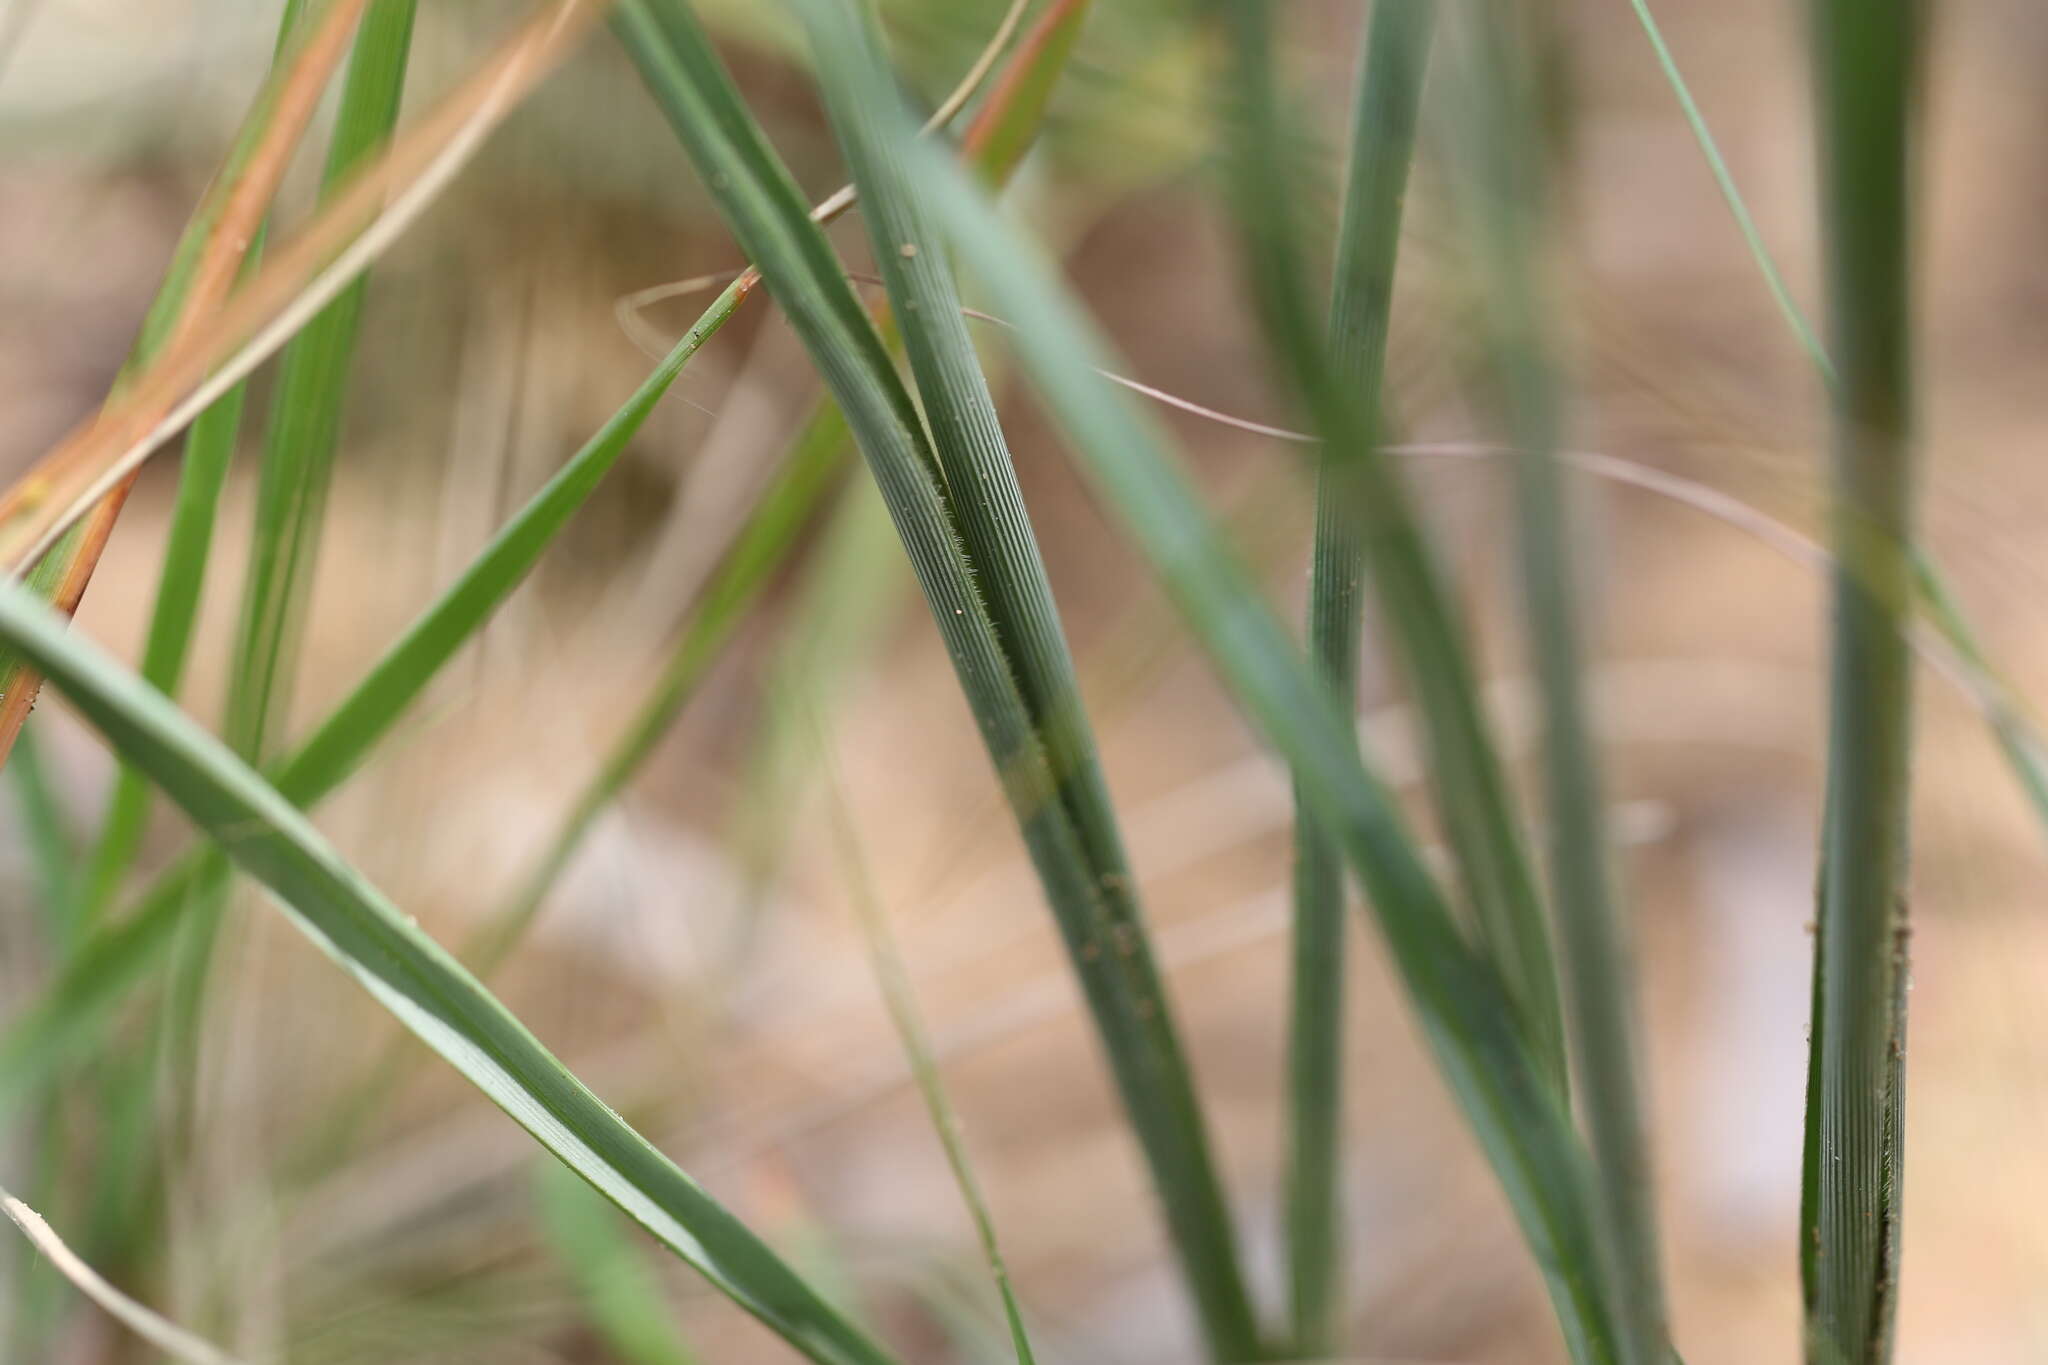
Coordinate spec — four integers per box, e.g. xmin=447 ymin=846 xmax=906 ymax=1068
xmin=0 ymin=0 xmax=373 ymax=763
xmin=0 ymin=0 xmax=599 ymax=579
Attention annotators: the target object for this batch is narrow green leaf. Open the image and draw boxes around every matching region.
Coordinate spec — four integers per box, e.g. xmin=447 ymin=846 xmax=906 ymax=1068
xmin=78 ymin=387 xmax=249 ymax=930
xmin=741 ymin=0 xmax=1095 ymax=939
xmin=1442 ymin=6 xmax=1667 ymax=1359
xmin=533 ymin=1162 xmax=704 ymax=1365
xmin=476 ymin=0 xmax=1092 ymax=980
xmin=8 ymin=11 xmax=337 ymax=1327
xmin=1801 ymin=3 xmax=1921 ymax=1359
xmin=0 ymin=576 xmax=899 ymax=1365
xmin=789 ymin=1 xmax=1260 ymax=1355
xmin=210 ymin=267 xmax=756 ymax=1170
xmin=1284 ymin=2 xmax=1430 ymax=1351
xmin=895 ymin=106 xmax=1622 ymax=1363
xmin=6 ymin=721 xmax=86 ymax=1353
xmin=226 ymin=0 xmax=419 ymax=767
xmin=615 ymin=4 xmax=1262 ymax=1353
xmin=278 ymin=289 xmax=738 ymax=807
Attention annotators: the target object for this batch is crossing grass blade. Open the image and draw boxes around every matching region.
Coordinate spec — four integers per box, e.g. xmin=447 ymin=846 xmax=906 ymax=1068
xmin=890 ymin=93 xmax=1626 ymax=1362
xmin=740 ymin=0 xmax=1095 ymax=936
xmin=7 ymin=718 xmax=85 ymax=1357
xmin=0 ymin=575 xmax=901 ymax=1365
xmin=1443 ymin=6 xmax=1668 ymax=1359
xmin=1800 ymin=2 xmax=1922 ymax=1359
xmin=306 ymin=372 xmax=852 ymax=1178
xmin=611 ymin=4 xmax=1263 ymax=1354
xmin=0 ymin=0 xmax=1074 ymax=1118
xmin=0 ymin=292 xmax=727 ymax=1110
xmin=1282 ymin=2 xmax=1431 ymax=1351
xmin=1204 ymin=0 xmax=1568 ymax=1098
xmin=426 ymin=0 xmax=1090 ymax=990
xmin=787 ymin=1 xmax=1259 ymax=1355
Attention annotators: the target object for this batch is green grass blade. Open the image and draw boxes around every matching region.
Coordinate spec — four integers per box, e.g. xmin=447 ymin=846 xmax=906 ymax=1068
xmin=225 ymin=0 xmax=419 ymax=766
xmin=1801 ymin=3 xmax=1921 ymax=1359
xmin=737 ymin=0 xmax=1094 ymax=936
xmin=489 ymin=0 xmax=1094 ymax=972
xmin=1445 ymin=8 xmax=1668 ymax=1359
xmin=0 ymin=576 xmax=899 ymax=1365
xmin=78 ymin=384 xmax=249 ymax=929
xmin=1284 ymin=3 xmax=1431 ymax=1350
xmin=817 ymin=735 xmax=1037 ymax=1365
xmin=533 ymin=1162 xmax=704 ymax=1365
xmin=897 ymin=111 xmax=1622 ymax=1363
xmin=0 ymin=865 xmax=191 ymax=1107
xmin=1205 ymin=0 xmax=1568 ymax=1095
xmin=613 ymin=7 xmax=1262 ymax=1357
xmin=787 ymin=1 xmax=1260 ymax=1354
xmin=277 ymin=293 xmax=736 ymax=804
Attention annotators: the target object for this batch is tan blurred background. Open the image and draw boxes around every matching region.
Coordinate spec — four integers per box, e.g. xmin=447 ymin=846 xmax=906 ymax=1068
xmin=4 ymin=1 xmax=2048 ymax=1361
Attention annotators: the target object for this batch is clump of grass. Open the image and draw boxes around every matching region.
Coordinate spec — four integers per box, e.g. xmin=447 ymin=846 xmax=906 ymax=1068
xmin=0 ymin=2 xmax=1953 ymax=1363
